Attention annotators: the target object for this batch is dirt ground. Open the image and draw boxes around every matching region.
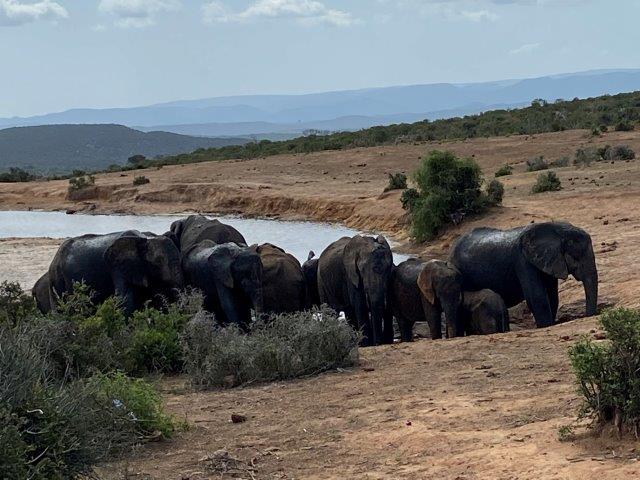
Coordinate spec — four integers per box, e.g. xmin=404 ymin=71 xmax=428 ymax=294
xmin=2 ymin=128 xmax=640 ymax=478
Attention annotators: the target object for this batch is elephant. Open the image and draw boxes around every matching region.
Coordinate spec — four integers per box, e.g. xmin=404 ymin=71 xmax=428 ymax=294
xmin=257 ymin=243 xmax=306 ymax=314
xmin=449 ymin=222 xmax=598 ymax=328
xmin=48 ymin=230 xmax=184 ymax=316
xmin=461 ymin=289 xmax=510 ymax=335
xmin=302 ymin=251 xmax=320 ymax=308
xmin=317 ymin=235 xmax=394 ymax=346
xmin=388 ymin=258 xmax=431 ymax=342
xmin=416 ymin=259 xmax=464 ymax=338
xmin=32 ymin=272 xmax=51 ymax=314
xmin=166 ymin=215 xmax=246 ymax=252
xmin=181 ymin=240 xmax=263 ymax=328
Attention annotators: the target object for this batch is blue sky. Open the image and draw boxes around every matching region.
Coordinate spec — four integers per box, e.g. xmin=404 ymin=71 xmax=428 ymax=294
xmin=1 ymin=0 xmax=639 ymax=117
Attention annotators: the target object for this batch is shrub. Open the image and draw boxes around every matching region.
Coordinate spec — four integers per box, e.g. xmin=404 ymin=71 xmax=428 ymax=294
xmin=181 ymin=307 xmax=360 ymax=389
xmin=68 ymin=174 xmax=95 ymax=192
xmin=384 ymin=172 xmax=407 ymax=191
xmin=486 ymin=179 xmax=505 ymax=205
xmin=410 ymin=150 xmax=491 ymax=241
xmin=0 ymin=167 xmax=36 ymax=183
xmin=574 ymin=147 xmax=600 ymax=166
xmin=569 ymin=308 xmax=640 ymax=436
xmin=615 ymin=121 xmax=634 ymax=132
xmin=400 ymin=188 xmax=419 ymax=211
xmin=0 ymin=281 xmax=36 ymax=326
xmin=550 ymin=156 xmax=570 ymax=168
xmin=531 ymin=171 xmax=562 ymax=193
xmin=133 ymin=175 xmax=150 ymax=186
xmin=604 ymin=144 xmax=636 ymax=161
xmin=526 ymin=156 xmax=549 ymax=172
xmin=494 ymin=164 xmax=513 ymax=177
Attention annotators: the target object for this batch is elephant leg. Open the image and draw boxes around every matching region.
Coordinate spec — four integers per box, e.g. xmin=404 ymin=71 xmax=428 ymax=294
xmin=395 ymin=311 xmax=413 ymax=342
xmin=350 ymin=288 xmax=372 ymax=346
xmin=114 ymin=279 xmax=136 ymax=317
xmin=216 ymin=285 xmax=242 ymax=328
xmin=518 ymin=268 xmax=555 ymax=328
xmin=544 ymin=276 xmax=559 ymax=321
xmin=382 ymin=304 xmax=395 ymax=344
xmin=421 ymin=297 xmax=442 ymax=339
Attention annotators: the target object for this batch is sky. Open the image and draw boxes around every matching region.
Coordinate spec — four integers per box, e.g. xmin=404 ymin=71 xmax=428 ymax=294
xmin=1 ymin=0 xmax=639 ymax=117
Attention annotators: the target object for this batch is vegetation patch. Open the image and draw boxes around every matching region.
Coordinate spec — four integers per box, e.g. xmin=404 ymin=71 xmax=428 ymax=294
xmin=133 ymin=175 xmax=151 ymax=186
xmin=569 ymin=308 xmax=640 ymax=437
xmin=0 ymin=167 xmax=36 ymax=183
xmin=181 ymin=307 xmax=360 ymax=389
xmin=526 ymin=156 xmax=549 ymax=172
xmin=494 ymin=164 xmax=513 ymax=177
xmin=406 ymin=150 xmax=504 ymax=241
xmin=531 ymin=171 xmax=562 ymax=193
xmin=384 ymin=172 xmax=407 ymax=191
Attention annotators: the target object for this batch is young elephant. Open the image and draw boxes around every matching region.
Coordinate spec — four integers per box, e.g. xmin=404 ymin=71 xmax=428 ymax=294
xmin=182 ymin=240 xmax=263 ymax=329
xmin=416 ymin=259 xmax=464 ymax=338
xmin=257 ymin=243 xmax=306 ymax=315
xmin=461 ymin=289 xmax=510 ymax=335
xmin=32 ymin=272 xmax=51 ymax=314
xmin=302 ymin=251 xmax=320 ymax=308
xmin=166 ymin=215 xmax=247 ymax=252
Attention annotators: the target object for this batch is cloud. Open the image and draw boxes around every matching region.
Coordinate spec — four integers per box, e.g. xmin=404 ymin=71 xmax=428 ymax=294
xmin=509 ymin=42 xmax=541 ymax=54
xmin=0 ymin=0 xmax=67 ymax=26
xmin=99 ymin=0 xmax=181 ymax=28
xmin=460 ymin=9 xmax=498 ymax=21
xmin=203 ymin=0 xmax=357 ymax=27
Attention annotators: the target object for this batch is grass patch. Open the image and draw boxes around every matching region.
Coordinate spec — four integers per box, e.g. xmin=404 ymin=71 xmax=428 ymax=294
xmin=494 ymin=164 xmax=513 ymax=177
xmin=531 ymin=171 xmax=562 ymax=193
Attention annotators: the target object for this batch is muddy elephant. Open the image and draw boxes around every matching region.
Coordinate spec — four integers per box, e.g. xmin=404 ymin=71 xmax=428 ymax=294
xmin=257 ymin=243 xmax=306 ymax=315
xmin=317 ymin=235 xmax=394 ymax=346
xmin=166 ymin=215 xmax=246 ymax=252
xmin=182 ymin=240 xmax=263 ymax=328
xmin=416 ymin=259 xmax=464 ymax=338
xmin=462 ymin=289 xmax=510 ymax=335
xmin=32 ymin=272 xmax=51 ymax=314
xmin=449 ymin=222 xmax=598 ymax=328
xmin=48 ymin=230 xmax=184 ymax=316
xmin=302 ymin=251 xmax=320 ymax=308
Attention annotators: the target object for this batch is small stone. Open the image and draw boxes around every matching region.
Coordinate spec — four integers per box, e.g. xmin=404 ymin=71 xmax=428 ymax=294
xmin=231 ymin=413 xmax=247 ymax=424
xmin=406 ymin=421 xmax=412 ymax=426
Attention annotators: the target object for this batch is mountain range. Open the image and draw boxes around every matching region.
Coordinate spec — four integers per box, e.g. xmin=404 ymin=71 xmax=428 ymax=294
xmin=2 ymin=69 xmax=640 ymax=138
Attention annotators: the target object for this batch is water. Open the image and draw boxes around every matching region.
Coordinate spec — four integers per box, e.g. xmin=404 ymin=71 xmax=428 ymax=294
xmin=0 ymin=211 xmax=409 ymax=263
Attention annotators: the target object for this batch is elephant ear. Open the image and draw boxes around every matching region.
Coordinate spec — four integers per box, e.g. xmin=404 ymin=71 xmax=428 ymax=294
xmin=209 ymin=247 xmax=235 ymax=289
xmin=343 ymin=240 xmax=361 ymax=287
xmin=104 ymin=236 xmax=149 ymax=287
xmin=417 ymin=265 xmax=436 ymax=305
xmin=521 ymin=223 xmax=569 ymax=279
xmin=307 ymin=251 xmax=315 ymax=261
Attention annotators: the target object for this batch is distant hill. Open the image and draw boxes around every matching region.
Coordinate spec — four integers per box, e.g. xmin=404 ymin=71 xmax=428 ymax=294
xmin=1 ymin=69 xmax=639 ymax=137
xmin=0 ymin=124 xmax=249 ymax=173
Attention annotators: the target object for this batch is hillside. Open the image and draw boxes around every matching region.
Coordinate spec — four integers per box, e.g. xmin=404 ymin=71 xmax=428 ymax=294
xmin=2 ymin=69 xmax=639 ymax=137
xmin=0 ymin=124 xmax=249 ymax=173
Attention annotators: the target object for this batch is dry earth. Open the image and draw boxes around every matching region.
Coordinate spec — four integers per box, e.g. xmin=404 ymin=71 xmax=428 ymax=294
xmin=2 ymin=128 xmax=640 ymax=478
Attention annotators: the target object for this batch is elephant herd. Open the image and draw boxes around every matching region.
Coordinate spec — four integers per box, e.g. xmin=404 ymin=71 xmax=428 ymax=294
xmin=32 ymin=215 xmax=599 ymax=347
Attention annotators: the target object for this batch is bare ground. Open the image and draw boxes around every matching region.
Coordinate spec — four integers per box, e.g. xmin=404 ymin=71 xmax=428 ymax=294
xmin=2 ymin=128 xmax=640 ymax=478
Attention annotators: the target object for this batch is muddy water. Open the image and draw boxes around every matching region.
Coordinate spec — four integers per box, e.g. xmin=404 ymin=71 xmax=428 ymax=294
xmin=0 ymin=211 xmax=409 ymax=263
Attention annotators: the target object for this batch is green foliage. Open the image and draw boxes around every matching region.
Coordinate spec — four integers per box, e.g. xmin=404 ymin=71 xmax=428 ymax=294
xmin=128 ymin=154 xmax=147 ymax=167
xmin=0 ymin=167 xmax=36 ymax=183
xmin=574 ymin=147 xmax=600 ymax=166
xmin=486 ymin=179 xmax=505 ymax=205
xmin=494 ymin=164 xmax=513 ymax=177
xmin=68 ymin=173 xmax=95 ymax=192
xmin=133 ymin=175 xmax=151 ymax=185
xmin=384 ymin=172 xmax=407 ymax=191
xmin=526 ymin=155 xmax=549 ymax=172
xmin=0 ymin=281 xmax=36 ymax=326
xmin=550 ymin=156 xmax=570 ymax=168
xmin=603 ymin=144 xmax=636 ymax=161
xmin=408 ymin=150 xmax=499 ymax=241
xmin=531 ymin=171 xmax=562 ymax=193
xmin=181 ymin=307 xmax=360 ymax=389
xmin=569 ymin=308 xmax=640 ymax=435
xmin=400 ymin=187 xmax=419 ymax=211
xmin=615 ymin=121 xmax=634 ymax=132
xmin=557 ymin=424 xmax=576 ymax=442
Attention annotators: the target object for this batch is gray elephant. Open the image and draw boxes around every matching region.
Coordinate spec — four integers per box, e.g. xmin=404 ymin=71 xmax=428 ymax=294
xmin=32 ymin=272 xmax=51 ymax=314
xmin=388 ymin=259 xmax=433 ymax=342
xmin=48 ymin=230 xmax=184 ymax=316
xmin=416 ymin=259 xmax=464 ymax=338
xmin=182 ymin=240 xmax=263 ymax=329
xmin=449 ymin=222 xmax=598 ymax=328
xmin=317 ymin=235 xmax=393 ymax=346
xmin=461 ymin=289 xmax=510 ymax=335
xmin=302 ymin=251 xmax=320 ymax=308
xmin=166 ymin=215 xmax=246 ymax=252
xmin=257 ymin=243 xmax=306 ymax=315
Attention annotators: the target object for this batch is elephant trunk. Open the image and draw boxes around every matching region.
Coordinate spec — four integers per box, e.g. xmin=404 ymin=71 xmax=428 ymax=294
xmin=444 ymin=302 xmax=462 ymax=337
xmin=252 ymin=288 xmax=264 ymax=317
xmin=583 ymin=268 xmax=598 ymax=317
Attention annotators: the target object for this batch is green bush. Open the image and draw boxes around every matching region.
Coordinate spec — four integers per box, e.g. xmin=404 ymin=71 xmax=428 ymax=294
xmin=531 ymin=171 xmax=562 ymax=193
xmin=0 ymin=167 xmax=36 ymax=183
xmin=486 ymin=179 xmax=505 ymax=205
xmin=400 ymin=187 xmax=419 ymax=211
xmin=569 ymin=308 xmax=640 ymax=435
xmin=526 ymin=156 xmax=549 ymax=172
xmin=494 ymin=164 xmax=513 ymax=177
xmin=0 ymin=281 xmax=36 ymax=326
xmin=182 ymin=307 xmax=360 ymax=389
xmin=384 ymin=172 xmax=407 ymax=191
xmin=133 ymin=175 xmax=151 ymax=186
xmin=603 ymin=144 xmax=636 ymax=161
xmin=409 ymin=150 xmax=498 ymax=241
xmin=615 ymin=121 xmax=634 ymax=132
xmin=68 ymin=174 xmax=95 ymax=192
xmin=550 ymin=156 xmax=570 ymax=168
xmin=574 ymin=147 xmax=600 ymax=166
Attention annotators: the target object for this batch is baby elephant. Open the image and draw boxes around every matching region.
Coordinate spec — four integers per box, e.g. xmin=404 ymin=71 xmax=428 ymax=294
xmin=461 ymin=289 xmax=510 ymax=335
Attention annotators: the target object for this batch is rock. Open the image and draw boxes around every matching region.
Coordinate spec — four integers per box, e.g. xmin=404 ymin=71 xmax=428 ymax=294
xmin=231 ymin=413 xmax=247 ymax=424
xmin=405 ymin=420 xmax=412 ymax=426
xmin=363 ymin=367 xmax=375 ymax=372
xmin=65 ymin=208 xmax=77 ymax=215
